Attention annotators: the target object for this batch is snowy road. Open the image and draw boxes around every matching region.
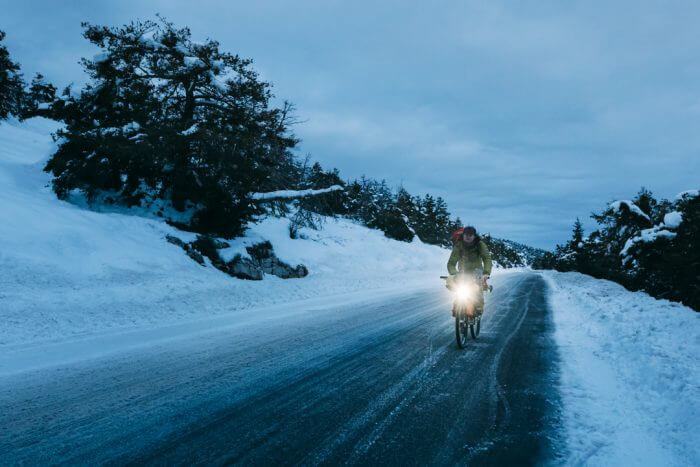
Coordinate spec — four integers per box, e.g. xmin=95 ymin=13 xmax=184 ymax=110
xmin=0 ymin=272 xmax=562 ymax=465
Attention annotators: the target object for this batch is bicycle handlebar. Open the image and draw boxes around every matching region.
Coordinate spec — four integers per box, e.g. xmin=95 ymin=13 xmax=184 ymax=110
xmin=441 ymin=275 xmax=493 ymax=293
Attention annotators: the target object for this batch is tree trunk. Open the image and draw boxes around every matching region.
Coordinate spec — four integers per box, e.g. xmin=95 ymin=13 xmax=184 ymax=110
xmin=183 ymin=81 xmax=195 ymax=122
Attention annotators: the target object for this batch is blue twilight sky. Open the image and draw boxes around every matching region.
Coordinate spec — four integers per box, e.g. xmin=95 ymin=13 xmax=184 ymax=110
xmin=3 ymin=1 xmax=700 ymax=249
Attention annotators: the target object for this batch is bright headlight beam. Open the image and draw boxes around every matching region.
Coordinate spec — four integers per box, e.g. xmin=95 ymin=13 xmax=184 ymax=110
xmin=456 ymin=285 xmax=472 ymax=302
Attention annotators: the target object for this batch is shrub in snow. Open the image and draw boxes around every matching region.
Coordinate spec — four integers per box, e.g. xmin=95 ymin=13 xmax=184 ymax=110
xmin=43 ymin=18 xmax=299 ymax=238
xmin=246 ymin=241 xmax=274 ymax=261
xmin=192 ymin=235 xmax=228 ymax=264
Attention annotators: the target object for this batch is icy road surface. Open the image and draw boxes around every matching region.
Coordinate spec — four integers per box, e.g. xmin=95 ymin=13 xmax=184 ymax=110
xmin=0 ymin=272 xmax=562 ymax=465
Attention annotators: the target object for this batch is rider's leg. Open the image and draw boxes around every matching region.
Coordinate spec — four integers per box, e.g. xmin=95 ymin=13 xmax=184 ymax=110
xmin=447 ymin=276 xmax=456 ymax=315
xmin=475 ymin=289 xmax=485 ymax=315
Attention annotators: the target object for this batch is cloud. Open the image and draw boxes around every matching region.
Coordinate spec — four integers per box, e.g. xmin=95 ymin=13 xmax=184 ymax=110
xmin=4 ymin=0 xmax=700 ymax=249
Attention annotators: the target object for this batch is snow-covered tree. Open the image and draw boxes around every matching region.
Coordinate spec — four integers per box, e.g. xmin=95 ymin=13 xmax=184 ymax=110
xmin=44 ymin=18 xmax=298 ymax=237
xmin=298 ymin=162 xmax=346 ymax=216
xmin=670 ymin=191 xmax=700 ymax=309
xmin=481 ymin=234 xmax=526 ymax=268
xmin=433 ymin=197 xmax=450 ymax=245
xmin=22 ymin=73 xmax=59 ymax=119
xmin=537 ymin=187 xmax=700 ymax=311
xmin=410 ymin=195 xmax=454 ymax=245
xmin=621 ymin=191 xmax=699 ymax=308
xmin=414 ymin=194 xmax=437 ymax=243
xmin=0 ymin=30 xmax=26 ymax=120
xmin=395 ymin=187 xmax=418 ymax=223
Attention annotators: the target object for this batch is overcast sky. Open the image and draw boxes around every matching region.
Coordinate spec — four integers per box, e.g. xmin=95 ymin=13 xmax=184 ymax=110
xmin=4 ymin=1 xmax=699 ymax=249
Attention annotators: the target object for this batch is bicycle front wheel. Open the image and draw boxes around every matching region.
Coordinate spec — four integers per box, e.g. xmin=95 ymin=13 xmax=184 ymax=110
xmin=455 ymin=315 xmax=468 ymax=348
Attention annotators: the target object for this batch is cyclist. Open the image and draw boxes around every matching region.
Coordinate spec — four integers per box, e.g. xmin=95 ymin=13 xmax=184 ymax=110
xmin=446 ymin=226 xmax=492 ymax=314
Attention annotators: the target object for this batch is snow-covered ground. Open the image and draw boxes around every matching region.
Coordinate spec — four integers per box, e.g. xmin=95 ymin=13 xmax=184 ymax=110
xmin=542 ymin=270 xmax=699 ymax=466
xmin=3 ymin=118 xmax=698 ymax=465
xmin=0 ymin=118 xmax=447 ymax=351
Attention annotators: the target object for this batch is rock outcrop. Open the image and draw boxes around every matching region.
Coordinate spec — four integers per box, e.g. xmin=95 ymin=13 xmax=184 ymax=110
xmin=165 ymin=235 xmax=308 ymax=280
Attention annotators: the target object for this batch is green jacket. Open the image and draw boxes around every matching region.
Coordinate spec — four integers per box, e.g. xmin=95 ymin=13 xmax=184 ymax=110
xmin=447 ymin=238 xmax=492 ymax=275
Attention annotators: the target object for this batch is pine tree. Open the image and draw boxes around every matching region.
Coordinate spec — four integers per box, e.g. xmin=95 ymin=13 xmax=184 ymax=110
xmin=395 ymin=186 xmax=418 ymax=223
xmin=571 ymin=218 xmax=584 ymax=247
xmin=624 ymin=191 xmax=699 ymax=308
xmin=395 ymin=186 xmax=419 ymax=236
xmin=416 ymin=194 xmax=437 ymax=243
xmin=23 ymin=73 xmax=58 ymax=119
xmin=0 ymin=30 xmax=26 ymax=120
xmin=297 ymin=161 xmax=346 ymax=216
xmin=43 ymin=18 xmax=298 ymax=237
xmin=569 ymin=218 xmax=595 ymax=273
xmin=434 ymin=196 xmax=451 ymax=246
xmin=633 ymin=187 xmax=657 ymax=222
xmin=670 ymin=192 xmax=700 ymax=309
xmin=481 ymin=234 xmax=524 ymax=268
xmin=346 ymin=176 xmax=377 ymax=224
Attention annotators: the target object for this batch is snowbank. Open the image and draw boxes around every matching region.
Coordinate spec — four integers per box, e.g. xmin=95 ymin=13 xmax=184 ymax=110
xmin=0 ymin=118 xmax=447 ymax=348
xmin=541 ymin=271 xmax=699 ymax=466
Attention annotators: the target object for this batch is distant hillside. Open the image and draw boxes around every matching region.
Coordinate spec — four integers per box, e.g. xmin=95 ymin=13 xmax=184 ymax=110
xmin=482 ymin=235 xmax=546 ymax=268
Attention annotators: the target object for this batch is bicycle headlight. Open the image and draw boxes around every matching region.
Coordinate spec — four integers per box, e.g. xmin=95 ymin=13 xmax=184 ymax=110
xmin=456 ymin=285 xmax=473 ymax=302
